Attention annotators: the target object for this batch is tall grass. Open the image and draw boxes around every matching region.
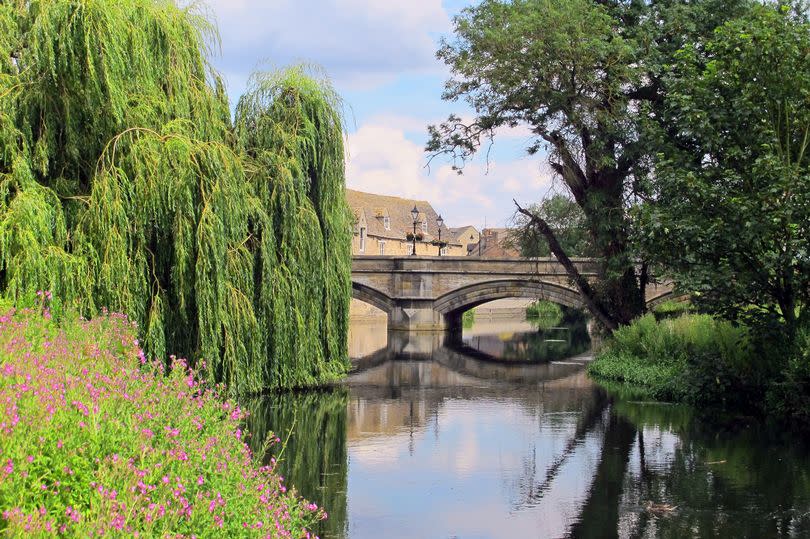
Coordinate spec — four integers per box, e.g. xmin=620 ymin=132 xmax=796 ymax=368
xmin=651 ymin=299 xmax=691 ymax=320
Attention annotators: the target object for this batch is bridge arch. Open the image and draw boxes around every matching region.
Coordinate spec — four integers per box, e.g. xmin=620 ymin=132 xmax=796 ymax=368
xmin=433 ymin=279 xmax=583 ymax=316
xmin=351 ymin=281 xmax=395 ymax=316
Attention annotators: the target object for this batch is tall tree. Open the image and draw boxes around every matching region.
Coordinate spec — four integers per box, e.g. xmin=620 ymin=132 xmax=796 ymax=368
xmin=0 ymin=1 xmax=351 ymax=392
xmin=642 ymin=3 xmax=810 ymax=334
xmin=427 ymin=0 xmax=752 ymax=331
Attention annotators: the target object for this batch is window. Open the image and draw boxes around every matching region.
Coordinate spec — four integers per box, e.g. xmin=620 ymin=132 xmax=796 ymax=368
xmin=406 ymin=243 xmax=414 ymax=255
xmin=440 ymin=247 xmax=447 ymax=256
xmin=383 ymin=216 xmax=390 ymax=230
xmin=359 ymin=227 xmax=366 ymax=253
xmin=421 ymin=220 xmax=428 ymax=234
xmin=379 ymin=240 xmax=386 ymax=255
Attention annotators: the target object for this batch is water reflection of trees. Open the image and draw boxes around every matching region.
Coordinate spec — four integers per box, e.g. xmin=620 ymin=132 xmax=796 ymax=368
xmin=507 ymin=390 xmax=810 ymax=538
xmin=243 ymin=389 xmax=349 ymax=539
xmin=563 ymin=401 xmax=810 ymax=538
xmin=463 ymin=307 xmax=591 ymax=362
xmin=514 ymin=388 xmax=611 ymax=508
xmin=612 ymin=402 xmax=810 ymax=538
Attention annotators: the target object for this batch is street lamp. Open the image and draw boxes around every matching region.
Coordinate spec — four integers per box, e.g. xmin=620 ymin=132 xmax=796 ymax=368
xmin=436 ymin=214 xmax=444 ymax=256
xmin=410 ymin=205 xmax=419 ymax=256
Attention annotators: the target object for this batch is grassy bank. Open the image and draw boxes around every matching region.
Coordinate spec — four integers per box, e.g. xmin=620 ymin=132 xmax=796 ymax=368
xmin=588 ymin=313 xmax=810 ymax=428
xmin=525 ymin=300 xmax=563 ymax=329
xmin=0 ymin=305 xmax=324 ymax=537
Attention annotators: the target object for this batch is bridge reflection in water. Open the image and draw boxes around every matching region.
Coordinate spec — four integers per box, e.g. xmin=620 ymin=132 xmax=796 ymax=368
xmin=244 ymin=321 xmax=810 ymax=539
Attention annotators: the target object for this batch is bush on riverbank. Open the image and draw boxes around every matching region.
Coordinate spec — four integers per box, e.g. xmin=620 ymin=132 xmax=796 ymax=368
xmin=588 ymin=314 xmax=752 ymax=401
xmin=0 ymin=305 xmax=324 ymax=537
xmin=589 ymin=313 xmax=810 ymax=427
xmin=766 ymin=326 xmax=810 ymax=429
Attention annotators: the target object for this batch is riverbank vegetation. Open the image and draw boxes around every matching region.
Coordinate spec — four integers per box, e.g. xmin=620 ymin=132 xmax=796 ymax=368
xmin=0 ymin=0 xmax=351 ymax=393
xmin=612 ymin=3 xmax=808 ymax=426
xmin=589 ymin=312 xmax=810 ymax=428
xmin=433 ymin=0 xmax=808 ymax=426
xmin=525 ymin=300 xmax=563 ymax=329
xmin=0 ymin=304 xmax=325 ymax=536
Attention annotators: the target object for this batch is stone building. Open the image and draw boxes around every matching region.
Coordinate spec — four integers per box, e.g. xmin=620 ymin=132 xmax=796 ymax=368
xmin=479 ymin=227 xmax=521 ymax=258
xmin=347 ymin=189 xmax=465 ymax=257
xmin=448 ymin=225 xmax=480 ymax=255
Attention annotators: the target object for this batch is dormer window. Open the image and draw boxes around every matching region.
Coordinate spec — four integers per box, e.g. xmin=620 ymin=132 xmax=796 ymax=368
xmin=383 ymin=216 xmax=390 ymax=230
xmin=421 ymin=220 xmax=428 ymax=234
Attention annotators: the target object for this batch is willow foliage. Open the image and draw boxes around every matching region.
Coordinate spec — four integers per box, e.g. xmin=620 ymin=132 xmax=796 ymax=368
xmin=0 ymin=0 xmax=351 ymax=392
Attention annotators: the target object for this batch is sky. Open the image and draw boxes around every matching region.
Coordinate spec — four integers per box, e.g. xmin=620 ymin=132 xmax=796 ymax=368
xmin=204 ymin=0 xmax=557 ymax=229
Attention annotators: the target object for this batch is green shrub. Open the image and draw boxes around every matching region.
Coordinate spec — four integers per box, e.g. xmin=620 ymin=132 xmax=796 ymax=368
xmin=766 ymin=325 xmax=810 ymax=429
xmin=462 ymin=309 xmax=475 ymax=329
xmin=652 ymin=299 xmax=691 ymax=320
xmin=592 ymin=313 xmax=810 ymax=428
xmin=589 ymin=314 xmax=751 ymax=404
xmin=587 ymin=350 xmax=684 ymax=400
xmin=526 ymin=300 xmax=563 ymax=329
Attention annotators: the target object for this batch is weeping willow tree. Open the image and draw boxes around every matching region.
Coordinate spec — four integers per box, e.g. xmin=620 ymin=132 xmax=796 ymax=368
xmin=0 ymin=0 xmax=351 ymax=392
xmin=234 ymin=68 xmax=352 ymax=389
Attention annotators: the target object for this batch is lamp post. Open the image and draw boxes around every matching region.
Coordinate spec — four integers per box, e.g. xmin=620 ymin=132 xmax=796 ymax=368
xmin=436 ymin=214 xmax=444 ymax=256
xmin=410 ymin=205 xmax=419 ymax=256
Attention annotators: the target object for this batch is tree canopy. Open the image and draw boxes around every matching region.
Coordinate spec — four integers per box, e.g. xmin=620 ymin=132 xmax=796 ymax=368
xmin=0 ymin=0 xmax=351 ymax=392
xmin=508 ymin=194 xmax=593 ymax=258
xmin=428 ymin=0 xmax=752 ymax=331
xmin=642 ymin=3 xmax=810 ymax=334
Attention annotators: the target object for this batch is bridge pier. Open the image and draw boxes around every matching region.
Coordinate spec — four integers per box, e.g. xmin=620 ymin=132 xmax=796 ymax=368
xmin=388 ymin=299 xmax=453 ymax=332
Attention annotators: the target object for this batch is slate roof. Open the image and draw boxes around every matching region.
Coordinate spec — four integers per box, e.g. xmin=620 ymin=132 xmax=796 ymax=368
xmin=449 ymin=225 xmax=477 ymax=240
xmin=346 ymin=189 xmax=459 ymax=244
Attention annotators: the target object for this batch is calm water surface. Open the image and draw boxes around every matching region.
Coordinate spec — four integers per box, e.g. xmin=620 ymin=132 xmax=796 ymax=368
xmin=245 ymin=315 xmax=810 ymax=539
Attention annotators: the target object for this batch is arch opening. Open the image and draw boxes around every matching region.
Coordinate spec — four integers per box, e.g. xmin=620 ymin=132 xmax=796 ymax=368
xmin=434 ymin=279 xmax=584 ymax=318
xmin=350 ymin=282 xmax=395 ymax=316
xmin=349 ymin=282 xmax=393 ymax=359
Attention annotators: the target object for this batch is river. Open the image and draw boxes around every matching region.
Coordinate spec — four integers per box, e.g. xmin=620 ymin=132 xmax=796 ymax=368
xmin=245 ymin=309 xmax=810 ymax=538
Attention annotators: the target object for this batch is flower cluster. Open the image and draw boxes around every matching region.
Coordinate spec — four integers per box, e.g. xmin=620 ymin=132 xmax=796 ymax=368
xmin=0 ymin=305 xmax=324 ymax=537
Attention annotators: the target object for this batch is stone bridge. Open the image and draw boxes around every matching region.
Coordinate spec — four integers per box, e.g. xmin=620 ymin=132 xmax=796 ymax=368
xmin=351 ymin=256 xmax=675 ymax=332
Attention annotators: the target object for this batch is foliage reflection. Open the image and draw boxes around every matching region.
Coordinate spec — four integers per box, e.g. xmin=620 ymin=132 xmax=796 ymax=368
xmin=244 ymin=389 xmax=349 ymax=539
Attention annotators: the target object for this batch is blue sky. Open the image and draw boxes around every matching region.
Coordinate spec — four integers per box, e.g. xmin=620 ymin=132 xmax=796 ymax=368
xmin=205 ymin=0 xmax=556 ymax=229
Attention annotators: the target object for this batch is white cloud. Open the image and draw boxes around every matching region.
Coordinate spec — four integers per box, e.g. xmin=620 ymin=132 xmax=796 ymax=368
xmin=345 ymin=116 xmax=554 ymax=228
xmin=204 ymin=0 xmax=450 ymax=92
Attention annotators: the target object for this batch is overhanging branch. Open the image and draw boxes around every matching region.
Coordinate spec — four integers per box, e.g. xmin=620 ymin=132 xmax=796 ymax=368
xmin=514 ymin=199 xmax=617 ymax=331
